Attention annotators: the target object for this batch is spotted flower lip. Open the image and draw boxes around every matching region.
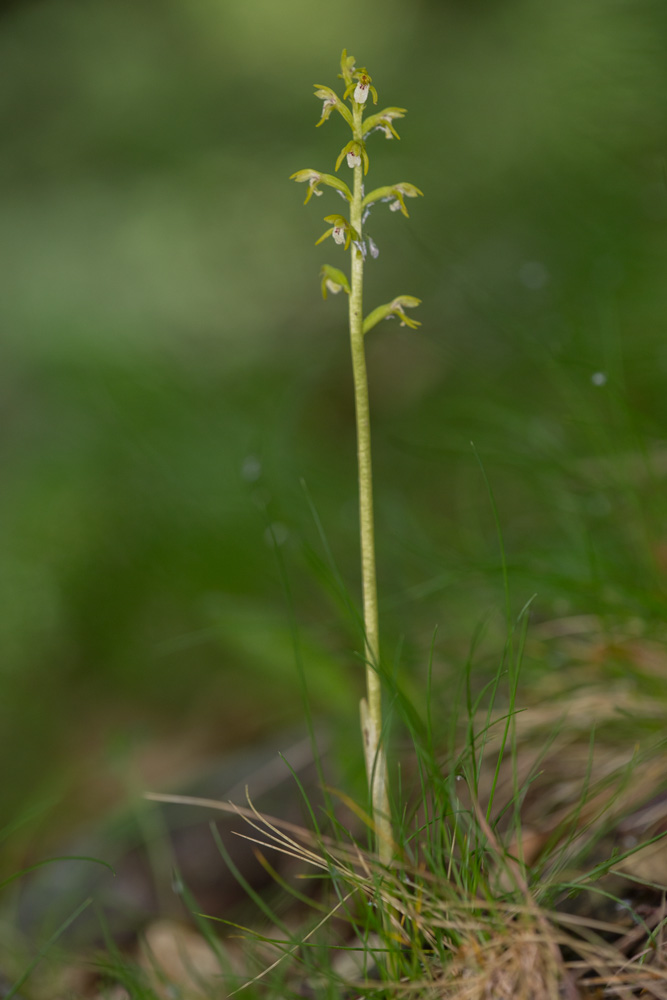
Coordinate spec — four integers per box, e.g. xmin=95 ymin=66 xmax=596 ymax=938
xmin=335 ymin=140 xmax=369 ymax=175
xmin=314 ymin=214 xmax=360 ymax=252
xmin=354 ymin=80 xmax=369 ymax=104
xmin=343 ymin=66 xmax=378 ymax=106
xmin=289 ymin=169 xmax=352 ymax=204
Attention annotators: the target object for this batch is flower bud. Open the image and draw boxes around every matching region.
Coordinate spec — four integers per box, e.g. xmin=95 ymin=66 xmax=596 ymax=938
xmin=362 ymin=182 xmax=424 ymax=218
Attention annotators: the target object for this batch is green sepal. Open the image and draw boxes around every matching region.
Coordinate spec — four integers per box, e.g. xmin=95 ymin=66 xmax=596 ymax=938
xmin=290 ymin=169 xmax=352 ymax=204
xmin=315 ymin=227 xmax=335 ymax=246
xmin=320 ymin=264 xmax=351 ymax=299
xmin=363 ymin=295 xmax=422 ymax=335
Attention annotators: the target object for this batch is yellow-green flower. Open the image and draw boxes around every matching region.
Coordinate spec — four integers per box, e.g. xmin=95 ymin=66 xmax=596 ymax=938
xmin=290 ymin=169 xmax=352 ymax=204
xmin=335 ymin=140 xmax=370 ymax=175
xmin=362 ymin=182 xmax=424 ymax=218
xmin=313 ymin=85 xmax=353 ymax=128
xmin=363 ymin=107 xmax=407 ymax=141
xmin=320 ymin=264 xmax=351 ymax=299
xmin=343 ymin=67 xmax=378 ymax=106
xmin=362 ymin=295 xmax=422 ymax=335
xmin=315 ymin=214 xmax=360 ymax=251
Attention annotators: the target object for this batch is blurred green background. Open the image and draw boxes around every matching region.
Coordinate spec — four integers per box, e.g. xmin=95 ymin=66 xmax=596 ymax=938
xmin=1 ymin=0 xmax=667 ymax=852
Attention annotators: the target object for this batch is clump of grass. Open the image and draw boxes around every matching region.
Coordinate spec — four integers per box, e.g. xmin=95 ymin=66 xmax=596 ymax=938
xmin=0 ymin=828 xmax=117 ymax=1000
xmin=144 ymin=621 xmax=667 ymax=999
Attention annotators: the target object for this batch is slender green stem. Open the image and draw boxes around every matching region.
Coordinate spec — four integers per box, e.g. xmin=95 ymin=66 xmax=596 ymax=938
xmin=348 ymin=101 xmax=392 ymax=863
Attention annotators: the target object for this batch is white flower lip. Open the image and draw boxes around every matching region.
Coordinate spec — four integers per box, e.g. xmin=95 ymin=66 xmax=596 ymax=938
xmin=354 ymin=81 xmax=370 ymax=104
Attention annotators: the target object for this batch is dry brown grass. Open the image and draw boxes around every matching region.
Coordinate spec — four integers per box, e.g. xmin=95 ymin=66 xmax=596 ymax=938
xmin=107 ymin=618 xmax=667 ymax=1000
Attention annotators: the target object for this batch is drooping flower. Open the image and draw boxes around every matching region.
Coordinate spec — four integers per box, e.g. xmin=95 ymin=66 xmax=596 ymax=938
xmin=335 ymin=140 xmax=369 ymax=175
xmin=313 ymin=85 xmax=353 ymax=128
xmin=290 ymin=169 xmax=352 ymax=204
xmin=289 ymin=169 xmax=324 ymax=204
xmin=354 ymin=74 xmax=370 ymax=104
xmin=315 ymin=214 xmax=360 ymax=252
xmin=385 ymin=183 xmax=424 ymax=215
xmin=389 ymin=295 xmax=422 ymax=327
xmin=362 ymin=182 xmax=424 ymax=218
xmin=343 ymin=66 xmax=378 ymax=106
xmin=362 ymin=295 xmax=422 ymax=335
xmin=320 ymin=264 xmax=351 ymax=299
xmin=362 ymin=107 xmax=407 ymax=141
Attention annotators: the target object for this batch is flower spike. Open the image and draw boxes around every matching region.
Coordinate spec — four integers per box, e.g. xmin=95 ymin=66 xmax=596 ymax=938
xmin=290 ymin=50 xmax=423 ymax=868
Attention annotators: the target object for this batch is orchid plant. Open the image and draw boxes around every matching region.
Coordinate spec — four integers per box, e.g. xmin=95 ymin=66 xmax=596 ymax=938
xmin=291 ymin=51 xmax=423 ymax=864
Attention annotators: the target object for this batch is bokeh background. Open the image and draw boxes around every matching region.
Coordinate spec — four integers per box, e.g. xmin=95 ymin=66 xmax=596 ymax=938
xmin=2 ymin=0 xmax=667 ymax=905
